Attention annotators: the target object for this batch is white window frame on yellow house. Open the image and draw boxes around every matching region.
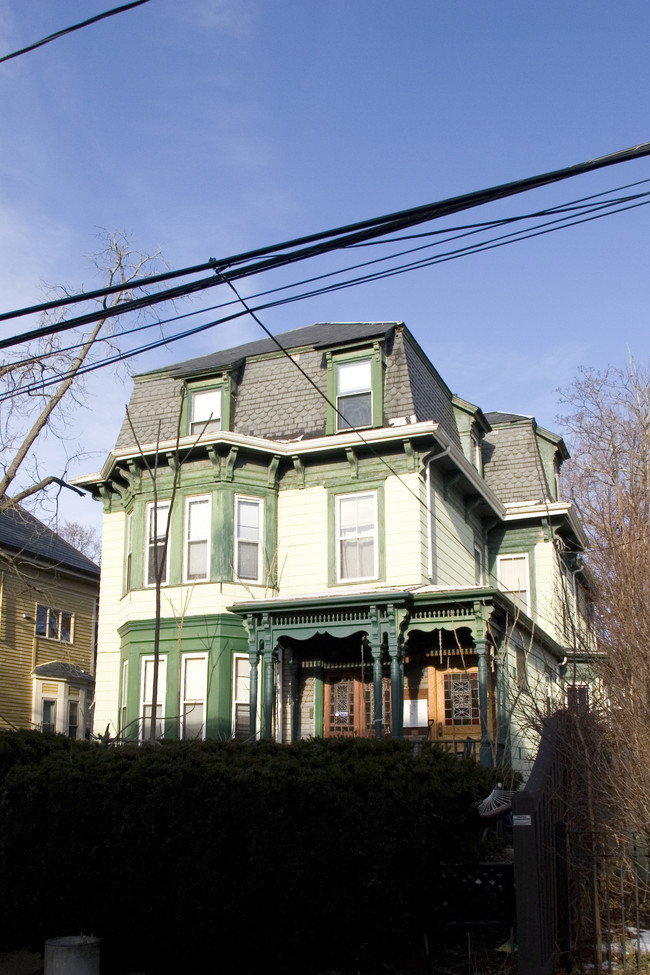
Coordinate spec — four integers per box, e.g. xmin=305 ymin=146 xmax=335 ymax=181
xmin=35 ymin=604 xmax=74 ymax=643
xmin=32 ymin=678 xmax=88 ymax=738
xmin=183 ymin=495 xmax=211 ymax=583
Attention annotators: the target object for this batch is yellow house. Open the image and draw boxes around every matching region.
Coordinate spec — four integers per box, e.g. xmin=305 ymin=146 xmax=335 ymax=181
xmin=0 ymin=506 xmax=99 ymax=737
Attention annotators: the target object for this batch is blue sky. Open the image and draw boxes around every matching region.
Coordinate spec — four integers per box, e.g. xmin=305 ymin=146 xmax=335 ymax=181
xmin=1 ymin=0 xmax=649 ymax=531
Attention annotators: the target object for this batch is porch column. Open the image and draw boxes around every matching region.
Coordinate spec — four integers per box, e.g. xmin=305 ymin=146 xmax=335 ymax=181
xmin=248 ymin=645 xmax=259 ymax=741
xmin=371 ymin=643 xmax=383 ymax=739
xmin=262 ymin=645 xmax=276 ymax=740
xmin=475 ymin=639 xmax=492 ymax=766
xmin=388 ymin=646 xmax=404 ymax=738
xmin=289 ymin=654 xmax=299 ymax=744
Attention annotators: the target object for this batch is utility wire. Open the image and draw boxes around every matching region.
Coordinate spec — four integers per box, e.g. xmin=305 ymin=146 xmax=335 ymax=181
xmin=7 ymin=186 xmax=644 ymax=373
xmin=0 ymin=0 xmax=152 ymax=65
xmin=2 ymin=140 xmax=650 ymax=348
xmin=4 ymin=192 xmax=650 ymax=402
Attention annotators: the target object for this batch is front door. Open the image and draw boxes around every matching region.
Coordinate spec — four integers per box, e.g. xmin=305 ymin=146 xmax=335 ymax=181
xmin=323 ymin=671 xmax=391 ymax=737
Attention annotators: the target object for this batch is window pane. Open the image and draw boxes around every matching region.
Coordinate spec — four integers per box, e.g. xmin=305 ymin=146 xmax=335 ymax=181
xmin=338 ymin=392 xmax=371 ymax=429
xmin=234 ymin=703 xmax=250 ymax=741
xmin=148 ymin=503 xmax=170 ymax=543
xmin=184 ymin=656 xmax=206 ymax=701
xmin=338 ymin=493 xmax=376 ymax=580
xmin=35 ymin=605 xmax=47 ymax=636
xmin=337 ymin=360 xmax=370 ymax=394
xmin=42 ymin=699 xmax=56 ymax=732
xmin=187 ymin=498 xmax=210 ymax=540
xmin=237 ymin=500 xmax=259 ymax=540
xmin=60 ymin=613 xmax=72 ymax=643
xmin=187 ymin=540 xmax=207 ymax=580
xmin=191 ymin=389 xmax=221 ymax=433
xmin=68 ymin=701 xmax=79 ymax=739
xmin=47 ymin=610 xmax=59 ymax=640
xmin=183 ymin=703 xmax=204 ymax=739
xmin=235 ymin=657 xmax=250 ymax=701
xmin=237 ymin=541 xmax=259 ymax=580
xmin=148 ymin=542 xmax=167 ymax=585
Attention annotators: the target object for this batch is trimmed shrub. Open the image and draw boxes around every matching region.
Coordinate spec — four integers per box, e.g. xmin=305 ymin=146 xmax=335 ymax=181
xmin=0 ymin=737 xmax=492 ymax=974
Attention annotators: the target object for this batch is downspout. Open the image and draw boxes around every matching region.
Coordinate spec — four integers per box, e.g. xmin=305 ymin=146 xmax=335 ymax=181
xmin=423 ymin=444 xmax=452 ymax=580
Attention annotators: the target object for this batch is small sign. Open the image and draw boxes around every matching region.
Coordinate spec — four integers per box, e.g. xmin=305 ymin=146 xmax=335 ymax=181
xmin=513 ymin=814 xmax=532 ymax=827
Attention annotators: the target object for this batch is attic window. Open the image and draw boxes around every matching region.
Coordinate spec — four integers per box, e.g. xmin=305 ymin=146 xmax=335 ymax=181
xmin=471 ymin=431 xmax=482 ymax=473
xmin=189 ymin=388 xmax=222 ymax=435
xmin=336 ymin=360 xmax=372 ymax=430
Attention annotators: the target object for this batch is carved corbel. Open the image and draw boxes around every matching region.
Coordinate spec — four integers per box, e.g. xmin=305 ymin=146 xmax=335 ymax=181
xmin=292 ymin=454 xmax=305 ymax=489
xmin=345 ymin=446 xmax=358 ymax=479
xmin=267 ymin=454 xmax=280 ymax=488
xmin=224 ymin=446 xmax=239 ymax=481
xmin=206 ymin=445 xmax=222 ymax=481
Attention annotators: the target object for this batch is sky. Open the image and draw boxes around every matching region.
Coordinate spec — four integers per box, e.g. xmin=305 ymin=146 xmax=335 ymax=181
xmin=0 ymin=0 xmax=649 ymax=536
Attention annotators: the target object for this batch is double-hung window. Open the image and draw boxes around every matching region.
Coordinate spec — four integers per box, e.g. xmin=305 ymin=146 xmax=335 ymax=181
xmin=336 ymin=491 xmax=377 ymax=582
xmin=139 ymin=655 xmax=167 ymax=740
xmin=232 ymin=654 xmax=251 ymax=741
xmin=180 ymin=654 xmax=207 ymax=740
xmin=42 ymin=699 xmax=57 ymax=733
xmin=189 ymin=388 xmax=221 ymax=435
xmin=125 ymin=511 xmax=133 ymax=592
xmin=120 ymin=660 xmax=129 ymax=736
xmin=184 ymin=495 xmax=211 ymax=582
xmin=36 ymin=605 xmax=73 ymax=643
xmin=497 ymin=553 xmax=531 ymax=615
xmin=336 ymin=359 xmax=372 ymax=430
xmin=234 ymin=496 xmax=263 ymax=583
xmin=146 ymin=501 xmax=171 ymax=586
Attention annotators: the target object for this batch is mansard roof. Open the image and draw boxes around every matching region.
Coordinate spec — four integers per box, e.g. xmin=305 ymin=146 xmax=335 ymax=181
xmin=482 ymin=412 xmax=568 ymax=504
xmin=0 ymin=506 xmax=99 ymax=578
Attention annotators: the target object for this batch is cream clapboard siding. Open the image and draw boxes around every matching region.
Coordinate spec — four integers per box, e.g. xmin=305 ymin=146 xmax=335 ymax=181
xmin=94 ymin=510 xmax=125 ymax=734
xmin=384 ymin=473 xmax=427 ymax=586
xmin=429 ymin=471 xmax=475 ymax=588
xmin=531 ymin=540 xmax=564 ymax=643
xmin=276 ymin=486 xmax=329 ymax=596
xmin=0 ymin=565 xmax=96 ymax=730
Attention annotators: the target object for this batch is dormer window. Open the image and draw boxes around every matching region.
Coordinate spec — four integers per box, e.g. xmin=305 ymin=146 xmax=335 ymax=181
xmin=336 ymin=360 xmax=372 ymax=430
xmin=189 ymin=388 xmax=222 ymax=435
xmin=470 ymin=430 xmax=482 ymax=474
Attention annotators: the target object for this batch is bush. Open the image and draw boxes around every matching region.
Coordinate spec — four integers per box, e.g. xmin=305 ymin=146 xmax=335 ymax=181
xmin=0 ymin=737 xmax=492 ymax=974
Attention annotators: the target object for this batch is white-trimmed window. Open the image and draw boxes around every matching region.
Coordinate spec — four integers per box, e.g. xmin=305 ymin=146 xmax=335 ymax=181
xmin=68 ymin=700 xmax=79 ymax=739
xmin=180 ymin=654 xmax=207 ymax=740
xmin=120 ymin=659 xmax=129 ymax=736
xmin=336 ymin=491 xmax=378 ymax=582
xmin=497 ymin=553 xmax=531 ymax=615
xmin=145 ymin=501 xmax=171 ymax=586
xmin=42 ymin=698 xmax=57 ymax=733
xmin=35 ymin=605 xmax=73 ymax=643
xmin=232 ymin=654 xmax=251 ymax=741
xmin=234 ymin=496 xmax=263 ymax=583
xmin=139 ymin=655 xmax=167 ymax=740
xmin=474 ymin=544 xmax=485 ymax=586
xmin=125 ymin=510 xmax=133 ymax=591
xmin=336 ymin=359 xmax=372 ymax=430
xmin=190 ymin=388 xmax=222 ymax=435
xmin=471 ymin=431 xmax=482 ymax=473
xmin=184 ymin=495 xmax=211 ymax=582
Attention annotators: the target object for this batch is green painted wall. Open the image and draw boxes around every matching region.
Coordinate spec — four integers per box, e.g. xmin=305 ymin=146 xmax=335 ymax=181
xmin=118 ymin=612 xmax=250 ymax=740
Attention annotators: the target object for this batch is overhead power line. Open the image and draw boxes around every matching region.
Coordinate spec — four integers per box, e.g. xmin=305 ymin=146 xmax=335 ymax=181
xmin=1 ymin=140 xmax=650 ymax=351
xmin=0 ymin=1 xmax=152 ymax=65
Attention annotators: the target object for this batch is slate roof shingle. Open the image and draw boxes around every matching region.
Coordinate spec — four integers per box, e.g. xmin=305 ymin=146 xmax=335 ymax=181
xmin=0 ymin=506 xmax=100 ymax=577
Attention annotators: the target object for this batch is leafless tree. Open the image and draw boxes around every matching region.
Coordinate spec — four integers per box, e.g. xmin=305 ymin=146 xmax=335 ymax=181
xmin=0 ymin=231 xmax=166 ymax=515
xmin=58 ymin=520 xmax=102 ymax=564
xmin=559 ymin=357 xmax=650 ymax=833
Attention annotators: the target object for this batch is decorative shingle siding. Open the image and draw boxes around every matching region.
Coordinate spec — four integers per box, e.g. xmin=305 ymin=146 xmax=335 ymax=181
xmin=232 ymin=350 xmax=328 ymax=440
xmin=402 ymin=334 xmax=461 ymax=446
xmin=482 ymin=419 xmax=553 ymax=503
xmin=115 ymin=375 xmax=183 ymax=448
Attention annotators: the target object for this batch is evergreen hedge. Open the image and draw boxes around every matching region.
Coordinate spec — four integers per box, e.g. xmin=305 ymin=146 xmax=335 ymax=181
xmin=0 ymin=733 xmax=493 ymax=974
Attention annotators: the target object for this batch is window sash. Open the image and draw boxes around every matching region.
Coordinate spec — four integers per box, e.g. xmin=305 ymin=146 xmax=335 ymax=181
xmin=232 ymin=655 xmax=251 ymax=741
xmin=336 ymin=360 xmax=372 ymax=429
xmin=35 ymin=605 xmax=73 ymax=643
xmin=146 ymin=502 xmax=171 ymax=586
xmin=42 ymin=699 xmax=57 ymax=733
xmin=336 ymin=492 xmax=377 ymax=581
xmin=139 ymin=656 xmax=167 ymax=740
xmin=235 ymin=497 xmax=262 ymax=582
xmin=121 ymin=659 xmax=129 ymax=736
xmin=181 ymin=654 xmax=207 ymax=740
xmin=184 ymin=496 xmax=210 ymax=582
xmin=497 ymin=554 xmax=530 ymax=614
xmin=125 ymin=511 xmax=133 ymax=591
xmin=190 ymin=389 xmax=221 ymax=435
xmin=68 ymin=701 xmax=79 ymax=739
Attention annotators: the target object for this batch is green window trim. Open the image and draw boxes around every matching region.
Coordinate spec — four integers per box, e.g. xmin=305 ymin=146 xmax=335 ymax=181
xmin=325 ymin=343 xmax=385 ymax=435
xmin=327 ymin=482 xmax=386 ymax=587
xmin=184 ymin=375 xmax=233 ymax=435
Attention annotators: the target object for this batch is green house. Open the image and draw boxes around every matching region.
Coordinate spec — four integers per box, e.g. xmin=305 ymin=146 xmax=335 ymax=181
xmin=77 ymin=321 xmax=594 ymax=773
